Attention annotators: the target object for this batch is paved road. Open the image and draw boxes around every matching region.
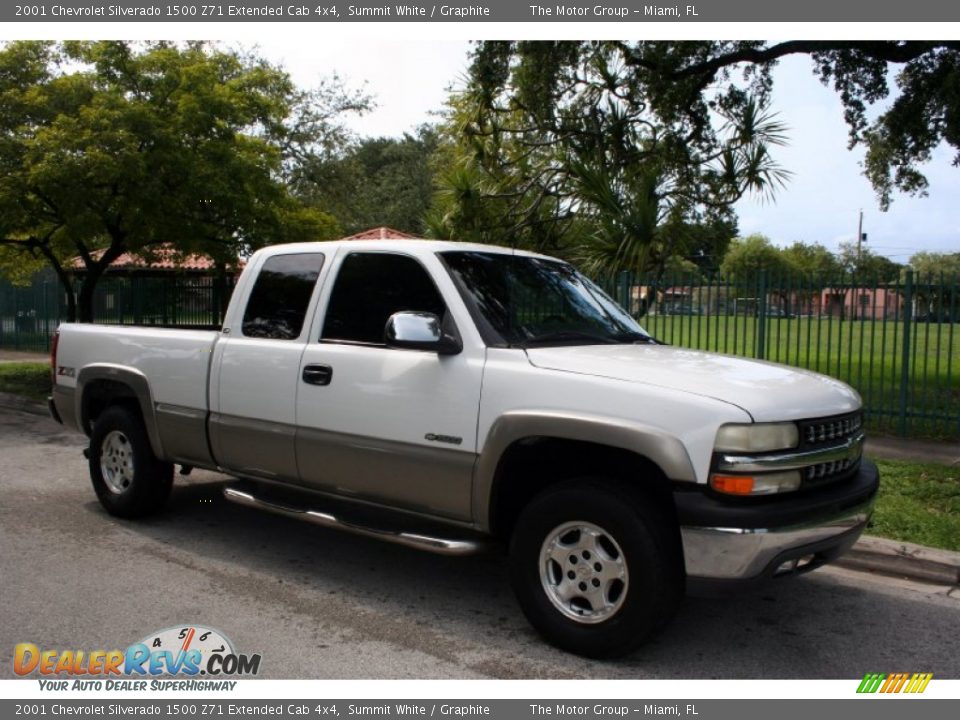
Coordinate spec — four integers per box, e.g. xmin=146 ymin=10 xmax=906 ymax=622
xmin=1 ymin=406 xmax=958 ymax=679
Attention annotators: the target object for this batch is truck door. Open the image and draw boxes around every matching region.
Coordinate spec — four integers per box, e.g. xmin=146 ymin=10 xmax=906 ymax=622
xmin=210 ymin=251 xmax=328 ymax=480
xmin=295 ymin=250 xmax=484 ymax=521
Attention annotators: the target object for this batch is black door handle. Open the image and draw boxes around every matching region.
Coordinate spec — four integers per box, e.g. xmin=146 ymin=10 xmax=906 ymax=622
xmin=302 ymin=364 xmax=333 ymax=386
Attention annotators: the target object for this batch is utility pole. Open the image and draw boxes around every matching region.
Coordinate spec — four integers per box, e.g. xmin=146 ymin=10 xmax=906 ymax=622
xmin=854 ymin=209 xmax=865 ymax=321
xmin=857 ymin=209 xmax=864 ymax=270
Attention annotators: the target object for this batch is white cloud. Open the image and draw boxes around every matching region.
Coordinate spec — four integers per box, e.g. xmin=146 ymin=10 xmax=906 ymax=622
xmin=252 ymin=38 xmax=471 ymax=138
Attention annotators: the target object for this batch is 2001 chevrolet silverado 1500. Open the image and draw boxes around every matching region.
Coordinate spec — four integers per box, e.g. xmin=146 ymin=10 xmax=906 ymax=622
xmin=49 ymin=239 xmax=879 ymax=657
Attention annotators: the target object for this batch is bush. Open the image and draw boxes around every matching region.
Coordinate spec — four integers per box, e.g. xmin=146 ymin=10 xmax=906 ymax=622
xmin=0 ymin=362 xmax=50 ymax=401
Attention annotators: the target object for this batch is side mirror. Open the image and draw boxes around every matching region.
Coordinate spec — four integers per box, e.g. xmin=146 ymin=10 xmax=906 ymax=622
xmin=384 ymin=312 xmax=462 ymax=355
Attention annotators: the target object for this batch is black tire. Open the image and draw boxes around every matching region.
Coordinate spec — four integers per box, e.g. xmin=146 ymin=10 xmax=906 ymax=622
xmin=508 ymin=477 xmax=684 ymax=658
xmin=88 ymin=405 xmax=173 ymax=518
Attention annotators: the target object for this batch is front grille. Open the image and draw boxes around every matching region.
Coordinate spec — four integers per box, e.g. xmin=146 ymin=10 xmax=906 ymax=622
xmin=797 ymin=411 xmax=864 ymax=489
xmin=803 ymin=456 xmax=860 ymax=488
xmin=799 ymin=411 xmax=863 ymax=448
xmin=711 ymin=411 xmax=866 ymax=495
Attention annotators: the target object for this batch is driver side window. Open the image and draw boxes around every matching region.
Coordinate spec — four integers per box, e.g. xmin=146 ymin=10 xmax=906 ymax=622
xmin=321 ymin=252 xmax=447 ymax=345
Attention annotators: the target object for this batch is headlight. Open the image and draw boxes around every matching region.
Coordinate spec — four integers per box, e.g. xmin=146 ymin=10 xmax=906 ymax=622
xmin=714 ymin=422 xmax=799 ymax=452
xmin=711 ymin=422 xmax=802 ymax=495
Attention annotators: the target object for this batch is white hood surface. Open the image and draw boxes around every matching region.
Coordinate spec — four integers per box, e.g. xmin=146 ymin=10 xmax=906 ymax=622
xmin=525 ymin=344 xmax=861 ymax=422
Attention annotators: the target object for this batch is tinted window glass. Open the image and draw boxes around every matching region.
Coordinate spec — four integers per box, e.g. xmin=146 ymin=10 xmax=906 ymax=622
xmin=322 ymin=253 xmax=445 ymax=344
xmin=242 ymin=253 xmax=324 ymax=340
xmin=440 ymin=251 xmax=649 ymax=347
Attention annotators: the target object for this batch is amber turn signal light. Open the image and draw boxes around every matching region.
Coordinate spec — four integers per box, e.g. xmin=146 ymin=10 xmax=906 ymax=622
xmin=710 ymin=470 xmax=802 ymax=495
xmin=710 ymin=475 xmax=755 ymax=495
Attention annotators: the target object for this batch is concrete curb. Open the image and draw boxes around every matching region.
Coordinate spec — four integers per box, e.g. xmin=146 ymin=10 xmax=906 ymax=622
xmin=835 ymin=535 xmax=960 ymax=587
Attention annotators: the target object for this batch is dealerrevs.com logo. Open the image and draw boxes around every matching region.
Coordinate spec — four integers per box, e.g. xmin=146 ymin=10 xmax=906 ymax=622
xmin=14 ymin=625 xmax=261 ymax=691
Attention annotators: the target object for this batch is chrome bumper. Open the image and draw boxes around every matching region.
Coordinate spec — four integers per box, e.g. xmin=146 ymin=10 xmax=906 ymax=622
xmin=681 ymin=495 xmax=874 ymax=581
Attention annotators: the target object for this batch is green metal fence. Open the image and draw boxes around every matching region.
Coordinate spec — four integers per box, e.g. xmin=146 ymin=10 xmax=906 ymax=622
xmin=2 ymin=269 xmax=958 ymax=439
xmin=0 ymin=276 xmax=61 ymax=353
xmin=601 ymin=270 xmax=959 ymax=440
xmin=0 ymin=274 xmax=233 ymax=353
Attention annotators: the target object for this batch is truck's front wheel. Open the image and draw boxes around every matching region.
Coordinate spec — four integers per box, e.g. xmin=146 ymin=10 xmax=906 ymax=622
xmin=89 ymin=405 xmax=173 ymax=518
xmin=508 ymin=478 xmax=684 ymax=658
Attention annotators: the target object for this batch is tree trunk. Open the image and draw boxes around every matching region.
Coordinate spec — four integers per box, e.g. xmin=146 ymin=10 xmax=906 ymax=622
xmin=77 ymin=274 xmax=98 ymax=323
xmin=63 ymin=287 xmax=77 ymax=323
xmin=76 ymin=240 xmax=126 ymax=323
xmin=49 ymin=262 xmax=76 ymax=323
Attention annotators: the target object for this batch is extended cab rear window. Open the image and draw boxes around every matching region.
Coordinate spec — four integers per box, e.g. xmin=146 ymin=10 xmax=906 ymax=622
xmin=241 ymin=253 xmax=324 ymax=340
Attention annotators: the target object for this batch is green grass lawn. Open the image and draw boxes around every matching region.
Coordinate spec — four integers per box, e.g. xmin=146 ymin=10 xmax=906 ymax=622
xmin=641 ymin=315 xmax=959 ymax=439
xmin=872 ymin=459 xmax=960 ymax=552
xmin=0 ymin=362 xmax=50 ymax=402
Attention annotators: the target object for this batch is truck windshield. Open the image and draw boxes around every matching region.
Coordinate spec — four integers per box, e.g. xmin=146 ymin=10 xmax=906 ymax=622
xmin=439 ymin=251 xmax=653 ymax=347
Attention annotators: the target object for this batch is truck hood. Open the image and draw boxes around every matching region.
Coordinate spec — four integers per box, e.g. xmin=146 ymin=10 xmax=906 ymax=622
xmin=525 ymin=345 xmax=861 ymax=422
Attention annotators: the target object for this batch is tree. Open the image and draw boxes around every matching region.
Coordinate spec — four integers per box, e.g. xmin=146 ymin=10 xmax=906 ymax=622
xmin=666 ymin=217 xmax=739 ymax=274
xmin=426 ymin=91 xmax=578 ymax=252
xmin=720 ymin=234 xmax=800 ymax=314
xmin=606 ymin=41 xmax=960 ymax=209
xmin=428 ymin=42 xmax=790 ymax=275
xmin=781 ymin=241 xmax=843 ymax=277
xmin=837 ymin=241 xmax=902 ymax=281
xmin=776 ymin=241 xmax=844 ymax=315
xmin=720 ymin=234 xmax=794 ymax=279
xmin=907 ymin=250 xmax=960 ymax=279
xmin=661 ymin=254 xmax=704 ymax=281
xmin=0 ymin=41 xmax=369 ymax=321
xmin=904 ymin=251 xmax=960 ymax=319
xmin=296 ymin=127 xmax=438 ymax=236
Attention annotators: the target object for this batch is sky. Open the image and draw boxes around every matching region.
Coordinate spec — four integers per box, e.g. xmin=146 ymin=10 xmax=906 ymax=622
xmin=253 ymin=39 xmax=959 ymax=262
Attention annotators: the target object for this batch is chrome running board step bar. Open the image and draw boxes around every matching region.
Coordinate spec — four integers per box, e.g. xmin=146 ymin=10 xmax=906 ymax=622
xmin=222 ymin=482 xmax=488 ymax=557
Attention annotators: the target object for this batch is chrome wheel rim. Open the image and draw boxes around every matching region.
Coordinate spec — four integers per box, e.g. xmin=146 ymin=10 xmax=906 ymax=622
xmin=539 ymin=521 xmax=629 ymax=624
xmin=100 ymin=430 xmax=134 ymax=494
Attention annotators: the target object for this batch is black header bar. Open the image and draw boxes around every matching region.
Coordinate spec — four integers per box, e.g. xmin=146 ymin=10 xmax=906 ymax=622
xmin=6 ymin=0 xmax=960 ymax=23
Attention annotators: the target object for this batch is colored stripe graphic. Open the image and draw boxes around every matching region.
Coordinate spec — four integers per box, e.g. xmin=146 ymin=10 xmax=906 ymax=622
xmin=880 ymin=673 xmax=898 ymax=693
xmin=909 ymin=673 xmax=933 ymax=693
xmin=857 ymin=672 xmax=932 ymax=693
xmin=857 ymin=673 xmax=885 ymax=693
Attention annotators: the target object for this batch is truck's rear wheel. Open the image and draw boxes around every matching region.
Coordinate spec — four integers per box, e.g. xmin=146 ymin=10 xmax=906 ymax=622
xmin=89 ymin=405 xmax=173 ymax=518
xmin=508 ymin=478 xmax=684 ymax=658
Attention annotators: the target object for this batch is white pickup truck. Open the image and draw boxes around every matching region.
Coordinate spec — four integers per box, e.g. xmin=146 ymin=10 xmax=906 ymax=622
xmin=49 ymin=239 xmax=878 ymax=657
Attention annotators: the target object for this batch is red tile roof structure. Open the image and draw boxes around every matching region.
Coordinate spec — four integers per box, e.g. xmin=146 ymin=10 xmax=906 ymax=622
xmin=68 ymin=245 xmax=241 ymax=272
xmin=68 ymin=228 xmax=418 ymax=272
xmin=341 ymin=226 xmax=420 ymax=240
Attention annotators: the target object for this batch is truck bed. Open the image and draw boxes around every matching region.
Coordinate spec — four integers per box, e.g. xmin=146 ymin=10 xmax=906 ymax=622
xmin=55 ymin=323 xmax=218 ymax=413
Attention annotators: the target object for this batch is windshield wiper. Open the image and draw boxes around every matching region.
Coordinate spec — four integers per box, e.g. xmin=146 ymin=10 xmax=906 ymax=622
xmin=613 ymin=330 xmax=658 ymax=344
xmin=515 ymin=330 xmax=620 ymax=348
